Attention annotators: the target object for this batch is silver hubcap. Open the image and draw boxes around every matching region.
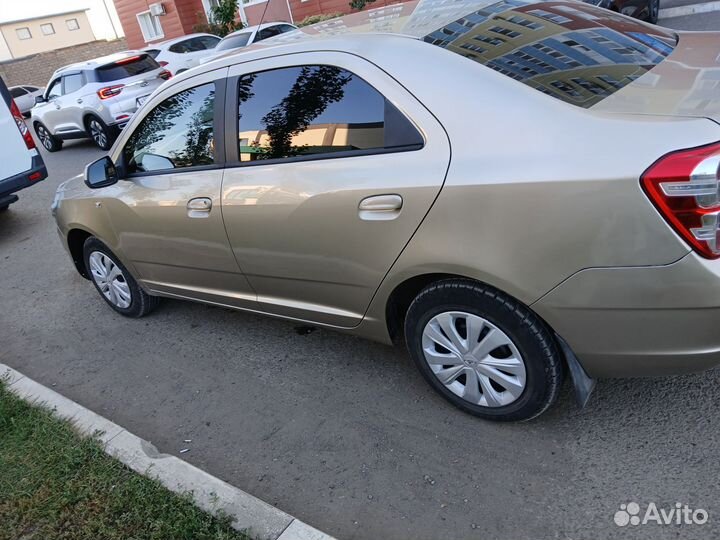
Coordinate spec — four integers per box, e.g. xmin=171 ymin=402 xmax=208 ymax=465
xmin=89 ymin=120 xmax=107 ymax=147
xmin=38 ymin=126 xmax=52 ymax=149
xmin=422 ymin=311 xmax=526 ymax=408
xmin=88 ymin=251 xmax=131 ymax=308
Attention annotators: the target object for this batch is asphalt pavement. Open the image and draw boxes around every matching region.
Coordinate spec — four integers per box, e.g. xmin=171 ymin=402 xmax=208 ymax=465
xmin=2 ymin=12 xmax=720 ymax=540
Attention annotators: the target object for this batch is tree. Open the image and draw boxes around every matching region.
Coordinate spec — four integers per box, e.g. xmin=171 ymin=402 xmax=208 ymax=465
xmin=193 ymin=0 xmax=243 ymax=37
xmin=349 ymin=0 xmax=376 ymax=10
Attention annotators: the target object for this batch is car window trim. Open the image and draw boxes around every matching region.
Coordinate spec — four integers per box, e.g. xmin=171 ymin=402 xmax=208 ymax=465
xmin=222 ymin=68 xmax=425 ymax=168
xmin=61 ymin=72 xmax=85 ymax=95
xmin=118 ymin=78 xmax=226 ymax=179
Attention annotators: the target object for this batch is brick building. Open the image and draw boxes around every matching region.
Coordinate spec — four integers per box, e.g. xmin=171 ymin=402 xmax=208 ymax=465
xmin=113 ymin=0 xmax=398 ymax=49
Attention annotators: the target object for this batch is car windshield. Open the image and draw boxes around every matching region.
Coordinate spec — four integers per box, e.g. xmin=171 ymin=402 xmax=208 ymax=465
xmin=423 ymin=0 xmax=677 ymax=108
xmin=96 ymin=54 xmax=159 ymax=82
xmin=215 ymin=32 xmax=252 ymax=51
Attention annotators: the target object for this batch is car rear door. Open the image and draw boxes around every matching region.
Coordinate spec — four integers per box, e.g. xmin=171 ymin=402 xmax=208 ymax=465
xmin=220 ymin=52 xmax=451 ymax=327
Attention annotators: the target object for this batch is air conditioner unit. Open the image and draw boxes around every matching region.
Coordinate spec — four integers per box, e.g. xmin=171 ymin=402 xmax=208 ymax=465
xmin=149 ymin=3 xmax=165 ymax=16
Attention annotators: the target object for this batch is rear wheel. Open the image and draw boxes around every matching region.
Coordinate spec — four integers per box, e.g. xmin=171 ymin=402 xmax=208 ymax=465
xmin=85 ymin=116 xmax=114 ymax=150
xmin=34 ymin=123 xmax=62 ymax=152
xmin=404 ymin=279 xmax=563 ymax=421
xmin=83 ymin=237 xmax=159 ymax=318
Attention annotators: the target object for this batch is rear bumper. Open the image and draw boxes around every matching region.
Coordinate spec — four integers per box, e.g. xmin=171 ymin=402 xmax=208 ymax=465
xmin=0 ymin=152 xmax=47 ymax=199
xmin=532 ymin=252 xmax=720 ymax=378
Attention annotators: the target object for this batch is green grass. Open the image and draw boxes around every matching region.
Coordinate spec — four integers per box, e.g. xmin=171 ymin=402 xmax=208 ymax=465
xmin=0 ymin=382 xmax=250 ymax=540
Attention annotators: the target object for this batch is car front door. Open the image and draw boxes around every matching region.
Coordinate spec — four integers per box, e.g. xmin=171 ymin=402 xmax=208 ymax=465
xmin=59 ymin=72 xmax=85 ymax=132
xmin=37 ymin=77 xmax=63 ymax=131
xmin=104 ymin=67 xmax=257 ymax=309
xmin=221 ymin=52 xmax=451 ymax=327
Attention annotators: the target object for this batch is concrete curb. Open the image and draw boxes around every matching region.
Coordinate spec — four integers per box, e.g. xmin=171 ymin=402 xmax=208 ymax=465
xmin=659 ymin=0 xmax=720 ymax=19
xmin=0 ymin=364 xmax=335 ymax=540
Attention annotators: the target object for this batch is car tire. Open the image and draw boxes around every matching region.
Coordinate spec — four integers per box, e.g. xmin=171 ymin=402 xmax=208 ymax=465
xmin=34 ymin=122 xmax=62 ymax=152
xmin=404 ymin=279 xmax=563 ymax=422
xmin=647 ymin=0 xmax=659 ymax=23
xmin=85 ymin=115 xmax=114 ymax=151
xmin=83 ymin=237 xmax=159 ymax=318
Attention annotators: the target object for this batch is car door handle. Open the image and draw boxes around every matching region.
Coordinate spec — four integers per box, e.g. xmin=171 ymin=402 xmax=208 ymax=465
xmin=187 ymin=197 xmax=212 ymax=218
xmin=76 ymin=98 xmax=83 ymax=104
xmin=358 ymin=194 xmax=403 ymax=221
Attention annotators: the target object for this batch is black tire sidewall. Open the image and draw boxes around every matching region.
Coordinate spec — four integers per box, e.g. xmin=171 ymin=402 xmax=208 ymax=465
xmin=83 ymin=238 xmax=145 ymax=317
xmin=405 ymin=281 xmax=561 ymax=421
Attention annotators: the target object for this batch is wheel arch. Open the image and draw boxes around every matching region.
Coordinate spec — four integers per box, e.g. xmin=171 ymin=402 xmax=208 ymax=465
xmin=67 ymin=228 xmax=94 ymax=279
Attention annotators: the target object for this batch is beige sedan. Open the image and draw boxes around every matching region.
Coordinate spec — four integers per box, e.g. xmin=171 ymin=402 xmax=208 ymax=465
xmin=52 ymin=0 xmax=720 ymax=421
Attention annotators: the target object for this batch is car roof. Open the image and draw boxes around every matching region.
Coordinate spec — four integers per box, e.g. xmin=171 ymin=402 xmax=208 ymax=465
xmin=144 ymin=33 xmax=220 ymax=50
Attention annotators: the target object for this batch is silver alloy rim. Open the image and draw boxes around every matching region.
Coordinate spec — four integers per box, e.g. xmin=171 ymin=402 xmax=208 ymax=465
xmin=38 ymin=126 xmax=52 ymax=150
xmin=89 ymin=120 xmax=107 ymax=147
xmin=88 ymin=251 xmax=131 ymax=308
xmin=421 ymin=311 xmax=526 ymax=408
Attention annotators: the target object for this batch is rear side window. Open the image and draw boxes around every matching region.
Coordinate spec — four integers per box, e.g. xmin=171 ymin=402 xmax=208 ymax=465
xmin=145 ymin=49 xmax=161 ymax=59
xmin=197 ymin=35 xmax=220 ymax=49
xmin=216 ymin=33 xmax=252 ymax=51
xmin=236 ymin=65 xmax=423 ymax=162
xmin=255 ymin=26 xmax=283 ymax=42
xmin=169 ymin=39 xmax=193 ymax=53
xmin=96 ymin=54 xmax=159 ymax=82
xmin=123 ymin=83 xmax=215 ymax=173
xmin=423 ymin=0 xmax=677 ymax=108
xmin=63 ymin=73 xmax=84 ymax=94
xmin=10 ymin=87 xmax=27 ymax=98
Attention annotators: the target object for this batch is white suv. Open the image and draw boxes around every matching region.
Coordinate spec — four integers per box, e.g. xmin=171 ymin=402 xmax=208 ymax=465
xmin=31 ymin=51 xmax=170 ymax=152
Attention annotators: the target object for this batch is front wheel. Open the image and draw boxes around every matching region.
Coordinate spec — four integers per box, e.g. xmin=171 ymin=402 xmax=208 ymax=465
xmin=34 ymin=123 xmax=62 ymax=152
xmin=405 ymin=279 xmax=564 ymax=421
xmin=83 ymin=237 xmax=159 ymax=318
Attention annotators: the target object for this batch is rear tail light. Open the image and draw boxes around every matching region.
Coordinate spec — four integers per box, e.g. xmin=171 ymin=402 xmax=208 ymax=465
xmin=159 ymin=69 xmax=172 ymax=80
xmin=97 ymin=84 xmax=124 ymax=99
xmin=158 ymin=60 xmax=169 ymax=67
xmin=642 ymin=142 xmax=720 ymax=259
xmin=9 ymin=98 xmax=36 ymax=150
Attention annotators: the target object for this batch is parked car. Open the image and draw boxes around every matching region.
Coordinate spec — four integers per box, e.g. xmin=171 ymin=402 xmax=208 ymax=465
xmin=199 ymin=22 xmax=297 ymax=63
xmin=9 ymin=85 xmax=44 ymax=117
xmin=144 ymin=33 xmax=221 ymax=76
xmin=583 ymin=0 xmax=660 ymax=22
xmin=0 ymin=77 xmax=47 ymax=211
xmin=53 ymin=0 xmax=720 ymax=421
xmin=31 ymin=51 xmax=171 ymax=152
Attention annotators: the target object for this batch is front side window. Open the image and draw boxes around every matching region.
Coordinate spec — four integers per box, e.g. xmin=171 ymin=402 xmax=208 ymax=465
xmin=237 ymin=65 xmax=422 ymax=162
xmin=255 ymin=26 xmax=283 ymax=42
xmin=63 ymin=73 xmax=84 ymax=95
xmin=46 ymin=78 xmax=62 ymax=99
xmin=124 ymin=83 xmax=215 ymax=173
xmin=197 ymin=35 xmax=221 ymax=49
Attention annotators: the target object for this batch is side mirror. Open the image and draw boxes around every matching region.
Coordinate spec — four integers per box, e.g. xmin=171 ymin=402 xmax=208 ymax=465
xmin=85 ymin=156 xmax=118 ymax=189
xmin=35 ymin=95 xmax=46 ymax=104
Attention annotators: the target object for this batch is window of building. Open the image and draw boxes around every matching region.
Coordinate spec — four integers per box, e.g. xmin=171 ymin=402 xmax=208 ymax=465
xmin=40 ymin=23 xmax=55 ymax=35
xmin=124 ymin=83 xmax=216 ymax=173
xmin=16 ymin=27 xmax=31 ymax=40
xmin=66 ymin=18 xmax=80 ymax=31
xmin=137 ymin=11 xmax=164 ymax=42
xmin=236 ymin=65 xmax=423 ymax=162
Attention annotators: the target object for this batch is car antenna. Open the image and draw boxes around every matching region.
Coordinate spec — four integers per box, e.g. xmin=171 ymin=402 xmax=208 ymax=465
xmin=255 ymin=0 xmax=272 ymax=30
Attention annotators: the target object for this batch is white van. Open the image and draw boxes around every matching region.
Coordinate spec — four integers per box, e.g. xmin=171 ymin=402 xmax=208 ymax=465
xmin=0 ymin=77 xmax=47 ymax=210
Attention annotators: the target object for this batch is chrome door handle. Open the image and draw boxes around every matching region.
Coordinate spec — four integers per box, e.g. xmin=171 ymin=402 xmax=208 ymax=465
xmin=358 ymin=194 xmax=403 ymax=221
xmin=77 ymin=98 xmax=83 ymax=104
xmin=187 ymin=197 xmax=212 ymax=218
